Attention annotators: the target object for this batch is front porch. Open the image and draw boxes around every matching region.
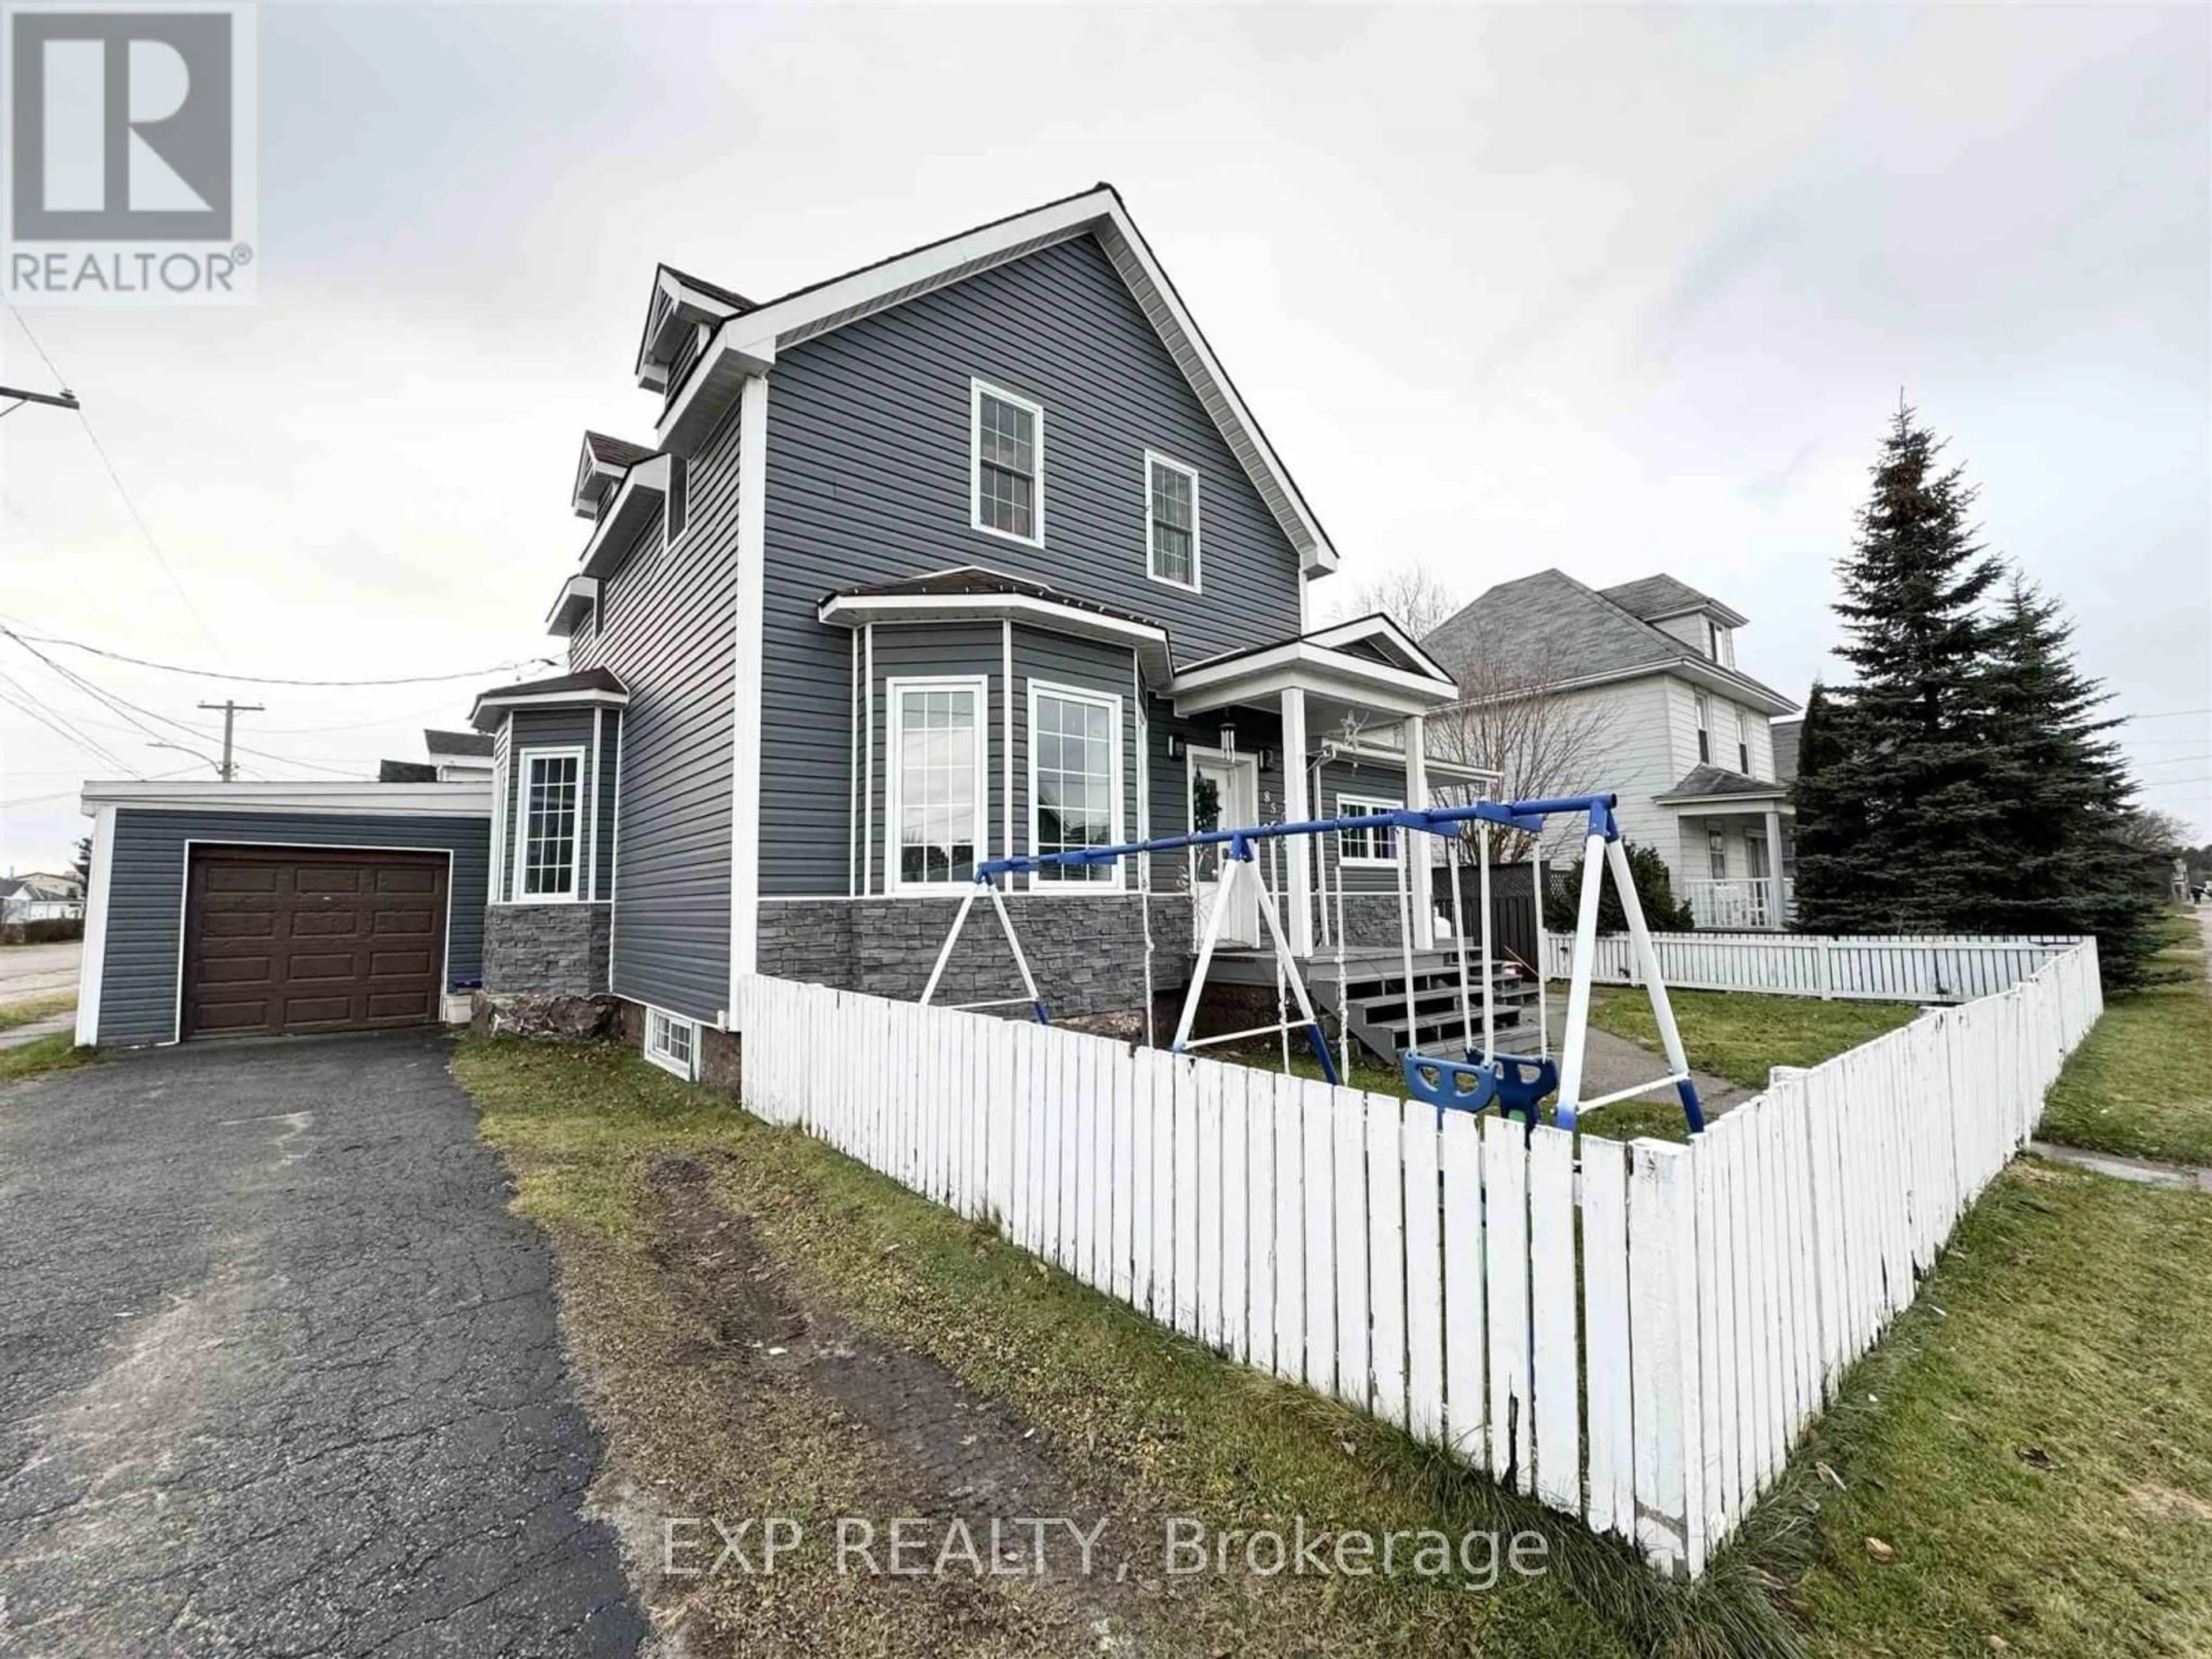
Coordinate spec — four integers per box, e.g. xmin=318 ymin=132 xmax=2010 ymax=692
xmin=1653 ymin=772 xmax=1796 ymax=931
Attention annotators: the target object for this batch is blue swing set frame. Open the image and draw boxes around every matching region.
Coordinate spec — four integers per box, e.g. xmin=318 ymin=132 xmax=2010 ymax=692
xmin=921 ymin=790 xmax=1705 ymax=1135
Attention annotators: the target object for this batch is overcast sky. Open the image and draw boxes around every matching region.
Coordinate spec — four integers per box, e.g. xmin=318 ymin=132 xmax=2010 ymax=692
xmin=3 ymin=1 xmax=2206 ymax=874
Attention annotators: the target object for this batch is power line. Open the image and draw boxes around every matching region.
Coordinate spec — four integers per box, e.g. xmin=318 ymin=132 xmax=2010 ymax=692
xmin=2119 ymin=708 xmax=2212 ymax=722
xmin=0 ymin=630 xmax=364 ymax=779
xmin=0 ymin=676 xmax=135 ymax=775
xmin=4 ymin=306 xmax=222 ymax=651
xmin=0 ymin=764 xmax=200 ymax=810
xmin=0 ymin=624 xmax=552 ymax=688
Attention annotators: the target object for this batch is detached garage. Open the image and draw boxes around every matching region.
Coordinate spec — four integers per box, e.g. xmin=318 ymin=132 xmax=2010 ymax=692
xmin=75 ymin=782 xmax=492 ymax=1048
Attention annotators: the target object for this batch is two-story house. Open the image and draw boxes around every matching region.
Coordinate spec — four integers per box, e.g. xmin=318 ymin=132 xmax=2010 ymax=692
xmin=1425 ymin=570 xmax=1801 ymax=930
xmin=466 ymin=185 xmax=1488 ymax=1077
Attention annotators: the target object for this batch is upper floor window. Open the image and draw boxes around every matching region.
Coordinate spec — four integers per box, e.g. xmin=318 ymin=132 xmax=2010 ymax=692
xmin=1030 ymin=684 xmax=1122 ymax=887
xmin=1735 ymin=706 xmax=1751 ymax=774
xmin=889 ymin=677 xmax=987 ymax=891
xmin=1705 ymin=619 xmax=1736 ymax=667
xmin=1338 ymin=794 xmax=1402 ymax=865
xmin=972 ymin=380 xmax=1044 ymax=546
xmin=1145 ymin=452 xmax=1200 ymax=590
xmin=516 ymin=747 xmax=583 ymax=900
xmin=1693 ymin=691 xmax=1712 ymax=765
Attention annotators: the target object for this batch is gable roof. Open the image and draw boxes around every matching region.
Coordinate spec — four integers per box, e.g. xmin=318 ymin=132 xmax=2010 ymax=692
xmin=1424 ymin=569 xmax=1796 ymax=714
xmin=1599 ymin=574 xmax=1746 ymax=627
xmin=653 ymin=184 xmax=1338 ymax=577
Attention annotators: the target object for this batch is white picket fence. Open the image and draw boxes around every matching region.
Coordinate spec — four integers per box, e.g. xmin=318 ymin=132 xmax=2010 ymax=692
xmin=1540 ymin=928 xmax=2081 ymax=1003
xmin=731 ymin=938 xmax=2102 ymax=1577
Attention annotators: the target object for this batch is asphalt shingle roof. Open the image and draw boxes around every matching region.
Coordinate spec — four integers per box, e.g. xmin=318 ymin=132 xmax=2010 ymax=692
xmin=423 ymin=729 xmax=494 ymax=759
xmin=582 ymin=431 xmax=656 ymax=471
xmin=1423 ymin=569 xmax=1791 ymax=709
xmin=823 ymin=566 xmax=1169 ymax=632
xmin=1658 ymin=764 xmax=1786 ymax=800
xmin=1599 ymin=574 xmax=1722 ymax=622
xmin=1425 ymin=569 xmax=1680 ymax=684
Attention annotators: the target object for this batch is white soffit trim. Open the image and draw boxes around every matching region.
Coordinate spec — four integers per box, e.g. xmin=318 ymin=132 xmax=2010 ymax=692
xmin=80 ymin=781 xmax=494 ymax=818
xmin=1167 ymin=640 xmax=1458 ymax=717
xmin=1301 ymin=613 xmax=1453 ymax=681
xmin=577 ymin=454 xmax=673 ymax=580
xmin=816 ymin=590 xmax=1173 ymax=684
xmin=546 ymin=574 xmax=600 ymax=637
xmin=658 ymin=189 xmax=1338 ymax=575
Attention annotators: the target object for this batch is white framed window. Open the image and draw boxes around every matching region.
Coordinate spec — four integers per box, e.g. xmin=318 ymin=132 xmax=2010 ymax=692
xmin=971 ymin=379 xmax=1044 ymax=546
xmin=645 ymin=1006 xmax=698 ymax=1081
xmin=1693 ymin=691 xmax=1712 ymax=766
xmin=514 ymin=746 xmax=584 ymax=901
xmin=1143 ymin=450 xmax=1200 ymax=590
xmin=1707 ymin=825 xmax=1728 ymax=881
xmin=1028 ymin=681 xmax=1123 ymax=888
xmin=887 ymin=676 xmax=989 ymax=893
xmin=1734 ymin=705 xmax=1751 ymax=774
xmin=1338 ymin=793 xmax=1403 ymax=864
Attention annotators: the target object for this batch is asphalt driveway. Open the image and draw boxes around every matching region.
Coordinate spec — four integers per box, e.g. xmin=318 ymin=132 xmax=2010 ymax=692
xmin=0 ymin=1032 xmax=644 ymax=1657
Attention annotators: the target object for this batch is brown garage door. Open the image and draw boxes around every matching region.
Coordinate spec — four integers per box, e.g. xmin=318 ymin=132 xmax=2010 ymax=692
xmin=181 ymin=847 xmax=449 ymax=1040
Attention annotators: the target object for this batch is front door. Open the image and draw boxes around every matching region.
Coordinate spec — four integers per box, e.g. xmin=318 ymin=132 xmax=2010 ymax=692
xmin=1189 ymin=750 xmax=1260 ymax=949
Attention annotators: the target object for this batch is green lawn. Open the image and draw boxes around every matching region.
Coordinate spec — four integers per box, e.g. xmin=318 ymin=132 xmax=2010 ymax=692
xmin=1752 ymin=1161 xmax=2212 ymax=1658
xmin=2037 ymin=911 xmax=2212 ymax=1166
xmin=0 ymin=1032 xmax=89 ymax=1085
xmin=457 ymin=1036 xmax=1797 ymax=1659
xmin=1587 ymin=986 xmax=1918 ymax=1093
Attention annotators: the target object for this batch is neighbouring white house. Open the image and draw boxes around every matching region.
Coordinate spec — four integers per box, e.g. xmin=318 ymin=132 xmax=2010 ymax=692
xmin=1 ymin=869 xmax=85 ymax=925
xmin=1425 ymin=571 xmax=1802 ymax=930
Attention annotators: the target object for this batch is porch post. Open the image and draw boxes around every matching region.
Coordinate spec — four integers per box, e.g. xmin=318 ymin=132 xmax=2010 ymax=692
xmin=1403 ymin=713 xmax=1435 ymax=949
xmin=1281 ymin=686 xmax=1315 ymax=958
xmin=1764 ymin=805 xmax=1786 ymax=922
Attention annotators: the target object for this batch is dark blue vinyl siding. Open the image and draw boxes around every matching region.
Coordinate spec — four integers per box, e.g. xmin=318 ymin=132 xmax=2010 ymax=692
xmin=863 ymin=624 xmax=1002 ymax=896
xmin=569 ymin=408 xmax=738 ymax=1025
xmin=761 ymin=233 xmax=1306 ymax=899
xmin=93 ymin=809 xmax=489 ymax=1046
xmin=1008 ymin=628 xmax=1141 ymax=890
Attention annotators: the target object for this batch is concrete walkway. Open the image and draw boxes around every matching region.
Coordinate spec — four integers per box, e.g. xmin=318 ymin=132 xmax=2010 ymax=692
xmin=1539 ymin=990 xmax=1754 ymax=1122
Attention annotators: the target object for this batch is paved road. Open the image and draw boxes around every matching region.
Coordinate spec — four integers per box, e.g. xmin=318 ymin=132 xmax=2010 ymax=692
xmin=0 ymin=1032 xmax=644 ymax=1658
xmin=0 ymin=940 xmax=78 ymax=1004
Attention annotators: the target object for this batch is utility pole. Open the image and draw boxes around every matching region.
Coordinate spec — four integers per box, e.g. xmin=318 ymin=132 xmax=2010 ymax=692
xmin=196 ymin=700 xmax=264 ymax=782
xmin=0 ymin=385 xmax=80 ymax=412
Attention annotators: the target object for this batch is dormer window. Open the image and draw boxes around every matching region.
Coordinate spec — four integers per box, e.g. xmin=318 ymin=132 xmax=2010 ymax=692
xmin=1706 ymin=619 xmax=1736 ymax=667
xmin=1145 ymin=452 xmax=1200 ymax=590
xmin=972 ymin=380 xmax=1043 ymax=545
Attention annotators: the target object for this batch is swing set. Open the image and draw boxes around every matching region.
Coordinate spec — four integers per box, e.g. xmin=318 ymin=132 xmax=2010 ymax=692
xmin=918 ymin=789 xmax=1705 ymax=1135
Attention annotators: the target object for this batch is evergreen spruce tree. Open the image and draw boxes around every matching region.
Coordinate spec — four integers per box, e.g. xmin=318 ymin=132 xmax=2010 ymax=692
xmin=1979 ymin=576 xmax=2168 ymax=986
xmin=1791 ymin=403 xmax=2009 ymax=934
xmin=1786 ymin=680 xmax=1870 ymax=926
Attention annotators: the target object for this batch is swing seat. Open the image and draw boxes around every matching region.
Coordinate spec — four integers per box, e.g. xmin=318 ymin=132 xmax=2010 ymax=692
xmin=1490 ymin=1053 xmax=1558 ymax=1125
xmin=1402 ymin=1053 xmax=1498 ymax=1114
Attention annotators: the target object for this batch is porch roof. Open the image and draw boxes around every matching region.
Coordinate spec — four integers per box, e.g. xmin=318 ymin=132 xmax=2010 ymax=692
xmin=1654 ymin=764 xmax=1791 ymax=807
xmin=1166 ymin=624 xmax=1459 ymax=719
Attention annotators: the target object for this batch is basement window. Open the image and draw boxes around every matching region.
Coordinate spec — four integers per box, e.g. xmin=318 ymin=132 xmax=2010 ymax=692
xmin=645 ymin=1006 xmax=698 ymax=1081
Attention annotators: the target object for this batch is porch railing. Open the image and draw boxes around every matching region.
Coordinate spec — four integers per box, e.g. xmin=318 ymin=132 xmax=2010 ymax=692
xmin=1684 ymin=876 xmax=1794 ymax=930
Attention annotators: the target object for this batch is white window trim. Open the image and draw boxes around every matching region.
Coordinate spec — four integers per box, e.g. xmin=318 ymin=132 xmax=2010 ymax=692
xmin=970 ymin=378 xmax=1046 ymax=548
xmin=1336 ymin=792 xmax=1403 ymax=865
xmin=1027 ymin=679 xmax=1124 ymax=893
xmin=512 ymin=744 xmax=587 ymax=904
xmin=1142 ymin=449 xmax=1202 ymax=593
xmin=1693 ymin=690 xmax=1712 ymax=766
xmin=885 ymin=674 xmax=991 ymax=897
xmin=644 ymin=1005 xmax=699 ymax=1082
